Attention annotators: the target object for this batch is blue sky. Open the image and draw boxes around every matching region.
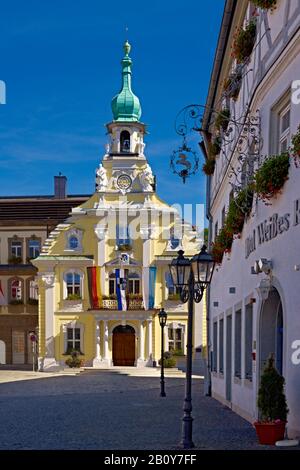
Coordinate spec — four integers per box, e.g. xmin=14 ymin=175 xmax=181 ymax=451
xmin=0 ymin=0 xmax=224 ymax=220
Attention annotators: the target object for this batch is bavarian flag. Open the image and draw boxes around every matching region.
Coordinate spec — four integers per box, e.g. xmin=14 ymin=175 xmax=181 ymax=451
xmin=87 ymin=266 xmax=102 ymax=309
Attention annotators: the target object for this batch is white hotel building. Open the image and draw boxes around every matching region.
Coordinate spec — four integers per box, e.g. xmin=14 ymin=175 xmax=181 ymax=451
xmin=202 ymin=0 xmax=300 ymax=438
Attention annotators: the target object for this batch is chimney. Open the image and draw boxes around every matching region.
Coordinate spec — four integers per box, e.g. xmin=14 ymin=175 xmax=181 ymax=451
xmin=54 ymin=173 xmax=67 ymax=198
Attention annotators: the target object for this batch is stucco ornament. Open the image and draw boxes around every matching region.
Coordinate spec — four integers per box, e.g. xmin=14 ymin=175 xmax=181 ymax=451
xmin=140 ymin=164 xmax=154 ymax=192
xmin=95 ymin=164 xmax=108 ymax=192
xmin=40 ymin=273 xmax=55 ymax=287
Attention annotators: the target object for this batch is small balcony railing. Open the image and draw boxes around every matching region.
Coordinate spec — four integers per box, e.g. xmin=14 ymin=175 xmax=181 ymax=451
xmin=100 ymin=296 xmax=144 ymax=310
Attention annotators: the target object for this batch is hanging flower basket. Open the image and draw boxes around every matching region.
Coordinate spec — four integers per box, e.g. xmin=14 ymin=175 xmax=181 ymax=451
xmin=212 ymin=226 xmax=233 ymax=264
xmin=251 ymin=0 xmax=277 ymax=11
xmin=290 ymin=124 xmax=300 ymax=167
xmin=208 ymin=137 xmax=222 ymax=157
xmin=215 ymin=108 xmax=231 ymax=132
xmin=226 ymin=187 xmax=254 ymax=235
xmin=254 ymin=153 xmax=290 ymax=203
xmin=223 ymin=68 xmax=243 ymax=101
xmin=202 ymin=158 xmax=216 ymax=176
xmin=232 ymin=21 xmax=257 ymax=64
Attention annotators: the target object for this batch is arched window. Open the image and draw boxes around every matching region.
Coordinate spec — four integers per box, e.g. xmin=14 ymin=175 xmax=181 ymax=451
xmin=69 ymin=236 xmax=79 ymax=250
xmin=65 ymin=272 xmax=82 ymax=299
xmin=10 ymin=278 xmax=23 ymax=302
xmin=120 ymin=130 xmax=130 ymax=152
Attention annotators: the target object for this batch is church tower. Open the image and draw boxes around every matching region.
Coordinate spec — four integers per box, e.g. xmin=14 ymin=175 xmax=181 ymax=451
xmin=95 ymin=41 xmax=155 ymax=195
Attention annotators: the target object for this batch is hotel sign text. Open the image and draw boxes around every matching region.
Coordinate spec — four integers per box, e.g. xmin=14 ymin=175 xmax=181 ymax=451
xmin=245 ymin=198 xmax=300 ymax=259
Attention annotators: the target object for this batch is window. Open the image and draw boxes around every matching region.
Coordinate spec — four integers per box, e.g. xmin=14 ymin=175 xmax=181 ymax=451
xmin=120 ymin=130 xmax=131 ymax=152
xmin=109 ymin=278 xmax=115 ymax=295
xmin=69 ymin=236 xmax=79 ymax=250
xmin=29 ymin=240 xmax=40 ymax=259
xmin=279 ymin=106 xmax=290 ymax=152
xmin=29 ymin=279 xmax=38 ymax=300
xmin=214 ymin=221 xmax=218 ymax=242
xmin=219 ymin=319 xmax=224 ymax=374
xmin=165 ymin=271 xmax=180 ymax=296
xmin=66 ymin=272 xmax=81 ymax=298
xmin=271 ymin=92 xmax=291 ymax=154
xmin=11 ymin=279 xmax=22 ymax=301
xmin=129 ymin=278 xmax=140 ymax=294
xmin=213 ymin=322 xmax=218 ymax=372
xmin=65 ymin=229 xmax=83 ymax=252
xmin=11 ymin=240 xmax=22 ymax=258
xmin=245 ymin=303 xmax=253 ymax=380
xmin=221 ymin=207 xmax=226 ymax=228
xmin=234 ymin=309 xmax=242 ymax=378
xmin=168 ymin=326 xmax=183 ymax=353
xmin=67 ymin=327 xmax=81 ymax=353
xmin=116 ymin=224 xmax=131 ymax=248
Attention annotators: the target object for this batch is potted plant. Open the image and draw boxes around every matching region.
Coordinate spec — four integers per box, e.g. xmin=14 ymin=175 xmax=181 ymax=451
xmin=254 ymin=152 xmax=290 ymax=202
xmin=8 ymin=256 xmax=23 ymax=264
xmin=226 ymin=186 xmax=254 ymax=235
xmin=208 ymin=137 xmax=222 ymax=157
xmin=254 ymin=355 xmax=288 ymax=445
xmin=65 ymin=349 xmax=83 ymax=368
xmin=215 ymin=108 xmax=231 ymax=132
xmin=232 ymin=20 xmax=257 ymax=64
xmin=212 ymin=225 xmax=233 ymax=264
xmin=251 ymin=0 xmax=277 ymax=10
xmin=158 ymin=351 xmax=177 ymax=368
xmin=66 ymin=293 xmax=82 ymax=301
xmin=9 ymin=299 xmax=24 ymax=305
xmin=290 ymin=124 xmax=300 ymax=167
xmin=202 ymin=158 xmax=216 ymax=176
xmin=223 ymin=68 xmax=243 ymax=100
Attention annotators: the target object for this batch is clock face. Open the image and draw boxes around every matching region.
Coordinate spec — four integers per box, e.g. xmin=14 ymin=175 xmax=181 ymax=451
xmin=117 ymin=174 xmax=132 ymax=191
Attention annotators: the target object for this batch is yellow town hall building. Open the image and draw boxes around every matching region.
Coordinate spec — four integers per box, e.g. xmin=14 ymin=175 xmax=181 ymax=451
xmin=33 ymin=41 xmax=202 ymax=370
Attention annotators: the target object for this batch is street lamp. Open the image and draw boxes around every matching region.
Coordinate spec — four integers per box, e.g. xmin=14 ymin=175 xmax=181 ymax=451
xmin=169 ymin=246 xmax=215 ymax=448
xmin=158 ymin=308 xmax=168 ymax=397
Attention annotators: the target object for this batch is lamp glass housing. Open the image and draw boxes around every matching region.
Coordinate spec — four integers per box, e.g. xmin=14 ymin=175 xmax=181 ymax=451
xmin=191 ymin=245 xmax=215 ymax=286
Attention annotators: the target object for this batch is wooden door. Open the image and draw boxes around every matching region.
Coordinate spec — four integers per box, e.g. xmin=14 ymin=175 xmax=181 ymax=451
xmin=113 ymin=332 xmax=135 ymax=366
xmin=12 ymin=330 xmax=25 ymax=364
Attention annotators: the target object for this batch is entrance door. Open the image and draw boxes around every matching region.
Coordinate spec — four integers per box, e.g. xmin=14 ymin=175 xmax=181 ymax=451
xmin=12 ymin=330 xmax=25 ymax=364
xmin=226 ymin=315 xmax=232 ymax=402
xmin=113 ymin=325 xmax=135 ymax=366
xmin=260 ymin=287 xmax=283 ymax=375
xmin=0 ymin=340 xmax=5 ymax=364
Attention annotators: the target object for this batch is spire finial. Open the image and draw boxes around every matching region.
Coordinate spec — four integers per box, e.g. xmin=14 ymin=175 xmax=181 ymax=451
xmin=123 ymin=38 xmax=131 ymax=56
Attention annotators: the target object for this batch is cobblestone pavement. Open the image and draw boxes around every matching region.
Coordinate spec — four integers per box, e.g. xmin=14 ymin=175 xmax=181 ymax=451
xmin=0 ymin=370 xmax=298 ymax=450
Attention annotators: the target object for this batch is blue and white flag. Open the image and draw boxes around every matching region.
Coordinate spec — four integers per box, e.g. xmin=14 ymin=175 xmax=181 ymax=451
xmin=116 ymin=268 xmax=127 ymax=311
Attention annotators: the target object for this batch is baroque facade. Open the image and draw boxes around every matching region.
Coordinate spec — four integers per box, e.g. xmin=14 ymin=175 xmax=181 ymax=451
xmin=202 ymin=0 xmax=300 ymax=438
xmin=33 ymin=41 xmax=202 ymax=370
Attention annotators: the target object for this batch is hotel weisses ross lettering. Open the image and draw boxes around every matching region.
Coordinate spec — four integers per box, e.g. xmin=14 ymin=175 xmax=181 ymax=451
xmin=245 ymin=198 xmax=300 ymax=258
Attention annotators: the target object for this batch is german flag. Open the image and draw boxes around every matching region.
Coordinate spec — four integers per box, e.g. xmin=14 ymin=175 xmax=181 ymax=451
xmin=87 ymin=266 xmax=102 ymax=309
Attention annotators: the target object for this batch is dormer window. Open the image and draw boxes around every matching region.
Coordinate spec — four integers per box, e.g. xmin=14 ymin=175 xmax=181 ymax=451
xmin=65 ymin=228 xmax=83 ymax=252
xmin=69 ymin=236 xmax=79 ymax=250
xmin=120 ymin=130 xmax=130 ymax=152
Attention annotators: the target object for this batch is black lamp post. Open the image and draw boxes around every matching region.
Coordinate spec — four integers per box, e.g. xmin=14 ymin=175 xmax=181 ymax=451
xmin=158 ymin=308 xmax=167 ymax=397
xmin=169 ymin=245 xmax=215 ymax=449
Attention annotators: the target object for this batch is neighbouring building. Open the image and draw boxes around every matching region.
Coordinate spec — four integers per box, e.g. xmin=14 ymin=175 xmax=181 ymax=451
xmin=202 ymin=0 xmax=300 ymax=438
xmin=0 ymin=177 xmax=90 ymax=365
xmin=33 ymin=41 xmax=203 ymax=371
